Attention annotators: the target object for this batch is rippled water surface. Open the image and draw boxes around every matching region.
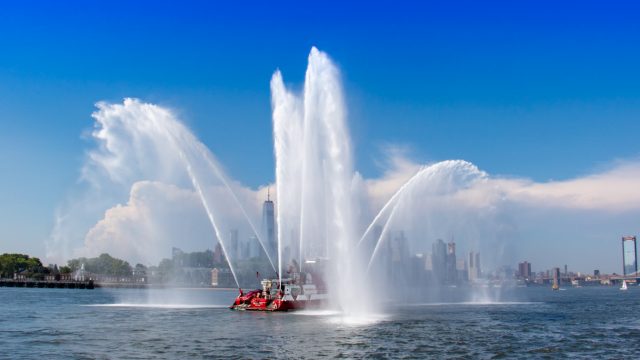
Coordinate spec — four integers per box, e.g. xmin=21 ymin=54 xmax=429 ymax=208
xmin=1 ymin=286 xmax=639 ymax=359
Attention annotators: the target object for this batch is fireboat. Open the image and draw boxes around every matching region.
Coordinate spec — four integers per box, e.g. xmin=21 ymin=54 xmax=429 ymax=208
xmin=230 ymin=267 xmax=328 ymax=312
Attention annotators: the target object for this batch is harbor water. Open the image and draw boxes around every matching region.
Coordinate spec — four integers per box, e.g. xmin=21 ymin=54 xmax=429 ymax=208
xmin=1 ymin=286 xmax=639 ymax=359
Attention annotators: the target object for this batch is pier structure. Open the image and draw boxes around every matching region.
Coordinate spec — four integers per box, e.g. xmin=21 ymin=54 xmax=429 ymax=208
xmin=0 ymin=279 xmax=94 ymax=289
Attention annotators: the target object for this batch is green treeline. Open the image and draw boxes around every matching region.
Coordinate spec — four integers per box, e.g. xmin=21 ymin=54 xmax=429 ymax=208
xmin=0 ymin=252 xmax=133 ymax=279
xmin=1 ymin=250 xmax=271 ymax=287
xmin=171 ymin=249 xmax=227 ymax=268
xmin=67 ymin=253 xmax=132 ymax=276
xmin=0 ymin=253 xmax=47 ymax=279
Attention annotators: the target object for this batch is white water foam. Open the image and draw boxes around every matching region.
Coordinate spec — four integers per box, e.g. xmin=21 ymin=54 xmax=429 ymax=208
xmin=293 ymin=309 xmax=388 ymax=326
xmin=404 ymin=301 xmax=541 ymax=307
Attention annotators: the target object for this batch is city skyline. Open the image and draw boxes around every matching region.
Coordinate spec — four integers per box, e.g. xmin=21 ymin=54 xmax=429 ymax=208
xmin=1 ymin=2 xmax=640 ymax=274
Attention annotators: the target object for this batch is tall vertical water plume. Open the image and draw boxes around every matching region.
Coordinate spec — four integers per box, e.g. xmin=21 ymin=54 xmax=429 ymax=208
xmin=272 ymin=48 xmax=372 ymax=315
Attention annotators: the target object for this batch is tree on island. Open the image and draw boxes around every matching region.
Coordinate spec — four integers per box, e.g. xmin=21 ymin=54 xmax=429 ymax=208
xmin=0 ymin=253 xmax=47 ymax=279
xmin=170 ymin=249 xmax=223 ymax=269
xmin=67 ymin=253 xmax=132 ymax=276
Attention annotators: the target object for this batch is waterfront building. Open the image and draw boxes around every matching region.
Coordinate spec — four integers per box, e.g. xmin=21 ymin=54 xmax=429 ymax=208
xmin=211 ymin=268 xmax=234 ymax=287
xmin=428 ymin=239 xmax=463 ymax=285
xmin=229 ymin=229 xmax=239 ymax=260
xmin=248 ymin=235 xmax=260 ymax=258
xmin=424 ymin=252 xmax=433 ymax=271
xmin=518 ymin=261 xmax=532 ymax=280
xmin=391 ymin=231 xmax=409 ymax=264
xmin=446 ymin=241 xmax=457 ymax=284
xmin=456 ymin=258 xmax=468 ymax=282
xmin=410 ymin=254 xmax=427 ymax=283
xmin=213 ymin=242 xmax=224 ymax=263
xmin=552 ymin=267 xmax=561 ymax=288
xmin=241 ymin=240 xmax=251 ymax=260
xmin=422 ymin=251 xmax=432 ymax=281
xmin=390 ymin=231 xmax=409 ymax=282
xmin=432 ymin=239 xmax=447 ymax=284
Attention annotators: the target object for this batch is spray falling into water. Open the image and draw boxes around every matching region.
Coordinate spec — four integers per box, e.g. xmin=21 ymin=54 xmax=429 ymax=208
xmin=156 ymin=108 xmax=281 ymax=287
xmin=271 ymin=48 xmax=373 ymax=315
xmin=361 ymin=161 xmax=484 ymax=270
xmin=51 ymin=98 xmax=280 ymax=287
xmin=143 ymin=104 xmax=259 ymax=287
xmin=363 ymin=161 xmax=489 ymax=267
xmin=180 ymin=154 xmax=240 ymax=286
xmin=192 ymin=141 xmax=277 ymax=273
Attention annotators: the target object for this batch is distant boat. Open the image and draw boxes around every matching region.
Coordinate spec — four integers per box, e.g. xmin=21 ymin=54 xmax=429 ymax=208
xmin=552 ymin=283 xmax=559 ymax=291
xmin=620 ymin=280 xmax=628 ymax=291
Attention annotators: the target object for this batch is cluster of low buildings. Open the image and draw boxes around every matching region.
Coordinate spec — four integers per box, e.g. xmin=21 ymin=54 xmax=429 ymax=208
xmin=515 ymin=236 xmax=639 ymax=287
xmin=515 ymin=262 xmax=636 ymax=286
xmin=373 ymin=229 xmax=640 ymax=288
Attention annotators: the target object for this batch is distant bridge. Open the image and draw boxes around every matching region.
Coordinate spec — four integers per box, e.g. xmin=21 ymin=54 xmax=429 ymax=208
xmin=609 ymin=273 xmax=640 ymax=284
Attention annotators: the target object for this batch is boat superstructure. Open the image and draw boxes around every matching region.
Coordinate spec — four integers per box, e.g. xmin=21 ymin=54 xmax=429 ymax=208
xmin=230 ymin=269 xmax=328 ymax=312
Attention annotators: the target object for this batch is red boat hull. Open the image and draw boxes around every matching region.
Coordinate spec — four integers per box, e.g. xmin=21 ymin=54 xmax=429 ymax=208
xmin=230 ymin=298 xmax=325 ymax=312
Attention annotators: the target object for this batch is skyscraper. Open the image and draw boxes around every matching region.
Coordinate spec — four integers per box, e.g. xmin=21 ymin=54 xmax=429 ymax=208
xmin=552 ymin=267 xmax=561 ymax=288
xmin=446 ymin=241 xmax=457 ymax=284
xmin=390 ymin=231 xmax=409 ymax=282
xmin=518 ymin=261 xmax=532 ymax=279
xmin=456 ymin=259 xmax=467 ymax=282
xmin=262 ymin=190 xmax=276 ymax=260
xmin=229 ymin=229 xmax=239 ymax=260
xmin=391 ymin=231 xmax=409 ymax=263
xmin=432 ymin=239 xmax=447 ymax=284
xmin=622 ymin=236 xmax=638 ymax=276
xmin=248 ymin=235 xmax=260 ymax=258
xmin=213 ymin=242 xmax=224 ymax=264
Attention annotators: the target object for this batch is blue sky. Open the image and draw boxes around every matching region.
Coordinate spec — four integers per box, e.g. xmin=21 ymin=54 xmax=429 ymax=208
xmin=1 ymin=1 xmax=640 ymax=267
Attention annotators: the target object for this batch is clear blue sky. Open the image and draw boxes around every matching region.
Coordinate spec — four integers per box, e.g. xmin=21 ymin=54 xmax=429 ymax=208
xmin=1 ymin=1 xmax=640 ymax=258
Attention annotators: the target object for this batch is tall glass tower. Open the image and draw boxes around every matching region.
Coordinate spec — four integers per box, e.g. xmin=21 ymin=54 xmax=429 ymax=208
xmin=622 ymin=236 xmax=637 ymax=276
xmin=262 ymin=190 xmax=276 ymax=260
